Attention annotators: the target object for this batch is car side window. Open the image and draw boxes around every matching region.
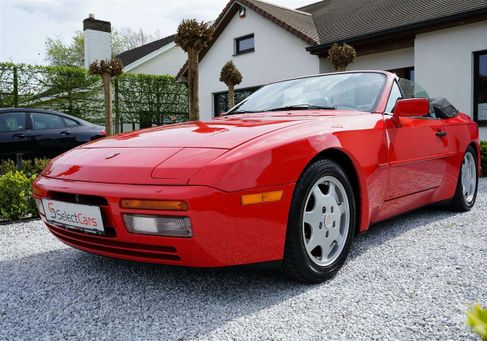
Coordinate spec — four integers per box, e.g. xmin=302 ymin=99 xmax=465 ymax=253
xmin=385 ymin=82 xmax=402 ymax=114
xmin=0 ymin=112 xmax=27 ymax=132
xmin=31 ymin=113 xmax=65 ymax=130
xmin=62 ymin=117 xmax=79 ymax=127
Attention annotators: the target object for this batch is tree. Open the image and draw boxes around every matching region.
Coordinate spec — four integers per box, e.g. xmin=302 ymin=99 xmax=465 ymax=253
xmin=46 ymin=29 xmax=162 ymax=67
xmin=219 ymin=61 xmax=242 ymax=109
xmin=174 ymin=19 xmax=214 ymax=121
xmin=89 ymin=59 xmax=124 ymax=135
xmin=46 ymin=34 xmax=85 ymax=67
xmin=327 ymin=43 xmax=357 ymax=71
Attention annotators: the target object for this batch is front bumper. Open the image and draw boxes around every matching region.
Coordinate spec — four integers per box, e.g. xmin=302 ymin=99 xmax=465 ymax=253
xmin=33 ymin=176 xmax=294 ymax=267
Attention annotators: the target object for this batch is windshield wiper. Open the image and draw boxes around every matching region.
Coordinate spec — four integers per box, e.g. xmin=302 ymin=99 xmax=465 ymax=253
xmin=226 ymin=110 xmax=261 ymax=115
xmin=266 ymin=104 xmax=336 ymax=112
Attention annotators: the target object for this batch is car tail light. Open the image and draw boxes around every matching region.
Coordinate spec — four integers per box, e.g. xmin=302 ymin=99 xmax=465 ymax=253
xmin=99 ymin=130 xmax=106 ymax=136
xmin=123 ymin=214 xmax=192 ymax=237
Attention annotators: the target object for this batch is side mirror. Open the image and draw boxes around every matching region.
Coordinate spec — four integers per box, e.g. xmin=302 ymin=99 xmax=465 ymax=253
xmin=393 ymin=98 xmax=430 ymax=126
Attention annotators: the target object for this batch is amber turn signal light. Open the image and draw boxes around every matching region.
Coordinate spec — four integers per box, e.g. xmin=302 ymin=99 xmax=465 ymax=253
xmin=120 ymin=199 xmax=189 ymax=211
xmin=241 ymin=190 xmax=284 ymax=205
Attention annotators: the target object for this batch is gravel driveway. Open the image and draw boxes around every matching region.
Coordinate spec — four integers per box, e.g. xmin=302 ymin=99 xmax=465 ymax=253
xmin=1 ymin=179 xmax=486 ymax=340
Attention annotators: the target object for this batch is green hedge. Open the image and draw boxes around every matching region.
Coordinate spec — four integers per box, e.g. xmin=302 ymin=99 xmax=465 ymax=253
xmin=0 ymin=171 xmax=37 ymax=221
xmin=0 ymin=158 xmax=50 ymax=222
xmin=0 ymin=62 xmax=189 ymax=129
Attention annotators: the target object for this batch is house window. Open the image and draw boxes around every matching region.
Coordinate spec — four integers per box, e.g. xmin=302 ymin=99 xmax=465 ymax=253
xmin=213 ymin=86 xmax=261 ymax=116
xmin=235 ymin=34 xmax=254 ymax=55
xmin=388 ymin=67 xmax=414 ymax=81
xmin=474 ymin=50 xmax=487 ymax=124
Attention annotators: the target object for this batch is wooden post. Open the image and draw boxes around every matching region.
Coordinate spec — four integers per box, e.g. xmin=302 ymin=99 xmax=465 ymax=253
xmin=102 ymin=72 xmax=112 ymax=135
xmin=114 ymin=78 xmax=119 ymax=134
xmin=16 ymin=153 xmax=23 ymax=171
xmin=13 ymin=66 xmax=19 ymax=108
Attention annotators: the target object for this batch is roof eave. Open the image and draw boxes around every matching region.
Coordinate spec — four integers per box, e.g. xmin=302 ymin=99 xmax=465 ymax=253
xmin=307 ymin=8 xmax=487 ymax=55
xmin=176 ymin=0 xmax=319 ymax=81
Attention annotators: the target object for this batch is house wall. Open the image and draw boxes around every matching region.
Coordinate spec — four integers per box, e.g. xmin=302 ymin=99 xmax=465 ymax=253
xmin=198 ymin=7 xmax=320 ymax=120
xmin=127 ymin=45 xmax=187 ymax=77
xmin=415 ymin=21 xmax=487 ymax=140
xmin=319 ymin=47 xmax=415 ymax=73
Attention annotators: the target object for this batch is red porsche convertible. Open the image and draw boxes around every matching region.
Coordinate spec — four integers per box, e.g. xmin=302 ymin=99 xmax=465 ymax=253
xmin=33 ymin=71 xmax=480 ymax=283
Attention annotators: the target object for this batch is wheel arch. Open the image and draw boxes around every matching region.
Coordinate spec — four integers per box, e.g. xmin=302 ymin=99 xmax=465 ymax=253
xmin=303 ymin=148 xmax=369 ymax=234
xmin=467 ymin=141 xmax=481 ymax=173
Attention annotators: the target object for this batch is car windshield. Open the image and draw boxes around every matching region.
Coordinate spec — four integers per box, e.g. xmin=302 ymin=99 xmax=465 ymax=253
xmin=227 ymin=72 xmax=387 ymax=114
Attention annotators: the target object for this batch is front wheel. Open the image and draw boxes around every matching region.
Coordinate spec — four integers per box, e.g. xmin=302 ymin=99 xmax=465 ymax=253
xmin=282 ymin=159 xmax=356 ymax=283
xmin=449 ymin=146 xmax=478 ymax=212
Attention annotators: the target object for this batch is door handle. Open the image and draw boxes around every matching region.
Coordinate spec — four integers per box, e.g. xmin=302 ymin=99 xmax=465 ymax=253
xmin=60 ymin=131 xmax=71 ymax=136
xmin=12 ymin=133 xmax=26 ymax=139
xmin=435 ymin=130 xmax=447 ymax=137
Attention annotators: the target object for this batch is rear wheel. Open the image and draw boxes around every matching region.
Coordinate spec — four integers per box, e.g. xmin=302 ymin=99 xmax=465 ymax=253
xmin=282 ymin=159 xmax=356 ymax=283
xmin=449 ymin=146 xmax=478 ymax=211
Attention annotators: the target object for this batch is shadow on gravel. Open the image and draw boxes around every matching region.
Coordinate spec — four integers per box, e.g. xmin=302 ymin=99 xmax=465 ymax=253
xmin=348 ymin=206 xmax=461 ymax=261
xmin=0 ymin=206 xmax=466 ymax=339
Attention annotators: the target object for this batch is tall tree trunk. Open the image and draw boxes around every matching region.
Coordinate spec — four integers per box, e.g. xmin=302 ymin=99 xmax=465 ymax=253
xmin=228 ymin=84 xmax=235 ymax=109
xmin=187 ymin=49 xmax=200 ymax=121
xmin=188 ymin=50 xmax=200 ymax=121
xmin=102 ymin=72 xmax=112 ymax=136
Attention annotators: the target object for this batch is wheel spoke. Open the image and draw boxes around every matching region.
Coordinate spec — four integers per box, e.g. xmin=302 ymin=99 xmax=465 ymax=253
xmin=321 ymin=240 xmax=335 ymax=260
xmin=327 ymin=182 xmax=337 ymax=200
xmin=303 ymin=210 xmax=318 ymax=226
xmin=305 ymin=229 xmax=322 ymax=253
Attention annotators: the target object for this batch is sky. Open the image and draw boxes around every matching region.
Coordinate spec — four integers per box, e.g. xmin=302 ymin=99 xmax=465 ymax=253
xmin=0 ymin=0 xmax=312 ymax=65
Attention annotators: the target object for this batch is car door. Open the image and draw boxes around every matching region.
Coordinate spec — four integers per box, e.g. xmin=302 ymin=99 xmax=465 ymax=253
xmin=29 ymin=112 xmax=77 ymax=158
xmin=384 ymin=80 xmax=449 ymax=200
xmin=0 ymin=111 xmax=32 ymax=159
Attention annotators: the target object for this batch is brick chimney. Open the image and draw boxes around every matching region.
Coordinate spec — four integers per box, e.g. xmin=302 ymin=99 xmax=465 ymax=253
xmin=83 ymin=14 xmax=111 ymax=68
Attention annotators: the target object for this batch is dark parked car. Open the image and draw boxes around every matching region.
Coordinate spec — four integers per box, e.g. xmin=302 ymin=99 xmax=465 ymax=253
xmin=0 ymin=108 xmax=106 ymax=159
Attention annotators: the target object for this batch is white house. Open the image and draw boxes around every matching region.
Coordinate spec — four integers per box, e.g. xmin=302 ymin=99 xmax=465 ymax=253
xmin=117 ymin=34 xmax=187 ymax=76
xmin=177 ymin=0 xmax=487 ymax=139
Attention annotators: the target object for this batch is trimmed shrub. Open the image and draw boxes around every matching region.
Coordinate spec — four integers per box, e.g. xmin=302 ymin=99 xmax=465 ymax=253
xmin=0 ymin=159 xmax=17 ymax=176
xmin=481 ymin=141 xmax=487 ymax=177
xmin=22 ymin=158 xmax=51 ymax=178
xmin=0 ymin=171 xmax=37 ymax=221
xmin=0 ymin=158 xmax=50 ymax=177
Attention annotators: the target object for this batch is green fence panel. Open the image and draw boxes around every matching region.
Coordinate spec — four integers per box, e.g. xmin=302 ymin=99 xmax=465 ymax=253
xmin=0 ymin=62 xmax=188 ymax=129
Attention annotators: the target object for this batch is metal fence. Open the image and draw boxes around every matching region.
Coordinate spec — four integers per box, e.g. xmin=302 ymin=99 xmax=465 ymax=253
xmin=0 ymin=63 xmax=189 ymax=132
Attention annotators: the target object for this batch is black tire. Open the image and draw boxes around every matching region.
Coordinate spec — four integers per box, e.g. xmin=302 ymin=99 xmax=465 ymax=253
xmin=282 ymin=159 xmax=356 ymax=283
xmin=449 ymin=146 xmax=478 ymax=212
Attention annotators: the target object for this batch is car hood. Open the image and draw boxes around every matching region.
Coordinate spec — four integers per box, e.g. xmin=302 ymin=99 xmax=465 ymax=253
xmin=42 ymin=117 xmax=306 ymax=185
xmin=80 ymin=118 xmax=304 ymax=149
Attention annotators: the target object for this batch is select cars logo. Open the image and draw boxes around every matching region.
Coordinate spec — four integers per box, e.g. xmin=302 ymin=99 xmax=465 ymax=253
xmin=47 ymin=202 xmax=98 ymax=227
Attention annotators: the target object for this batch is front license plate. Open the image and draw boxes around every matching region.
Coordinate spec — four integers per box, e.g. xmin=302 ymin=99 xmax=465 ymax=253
xmin=42 ymin=199 xmax=105 ymax=233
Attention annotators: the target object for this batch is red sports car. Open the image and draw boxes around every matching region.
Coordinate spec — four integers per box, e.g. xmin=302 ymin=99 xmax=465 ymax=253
xmin=33 ymin=71 xmax=480 ymax=283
